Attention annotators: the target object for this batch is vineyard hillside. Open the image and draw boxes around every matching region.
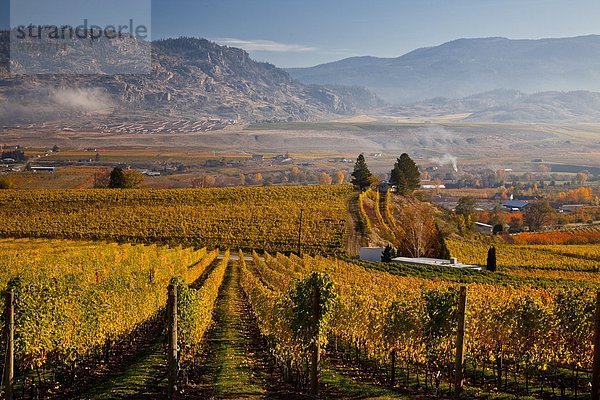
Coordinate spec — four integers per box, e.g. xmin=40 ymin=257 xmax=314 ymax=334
xmin=0 ymin=186 xmax=353 ymax=255
xmin=0 ymin=186 xmax=599 ymax=399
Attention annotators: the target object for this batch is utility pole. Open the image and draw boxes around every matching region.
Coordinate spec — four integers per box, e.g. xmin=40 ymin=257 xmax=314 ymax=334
xmin=455 ymin=286 xmax=467 ymax=396
xmin=297 ymin=209 xmax=303 ymax=255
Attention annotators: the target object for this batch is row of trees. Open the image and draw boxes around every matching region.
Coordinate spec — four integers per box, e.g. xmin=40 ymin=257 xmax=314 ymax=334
xmin=351 ymin=153 xmax=421 ymax=194
xmin=0 ymin=150 xmax=27 ymax=162
xmin=457 ymin=195 xmax=558 ymax=233
xmin=194 ymin=169 xmax=347 ymax=188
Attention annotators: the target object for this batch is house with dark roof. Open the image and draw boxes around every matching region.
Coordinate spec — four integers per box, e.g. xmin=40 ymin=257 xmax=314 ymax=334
xmin=502 ymin=200 xmax=529 ymax=212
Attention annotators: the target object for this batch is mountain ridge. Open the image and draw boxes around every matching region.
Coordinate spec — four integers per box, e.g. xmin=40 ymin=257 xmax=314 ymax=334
xmin=0 ymin=34 xmax=382 ymax=126
xmin=287 ymin=35 xmax=600 ymax=104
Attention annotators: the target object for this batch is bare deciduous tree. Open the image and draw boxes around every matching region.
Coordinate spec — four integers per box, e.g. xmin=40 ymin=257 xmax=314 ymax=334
xmin=398 ymin=201 xmax=437 ymax=258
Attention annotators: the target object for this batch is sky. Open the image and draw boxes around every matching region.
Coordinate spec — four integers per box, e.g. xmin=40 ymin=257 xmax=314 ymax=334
xmin=3 ymin=0 xmax=600 ymax=67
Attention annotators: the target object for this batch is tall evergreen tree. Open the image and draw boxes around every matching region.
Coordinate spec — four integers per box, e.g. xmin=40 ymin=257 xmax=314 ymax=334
xmin=390 ymin=164 xmax=406 ymax=194
xmin=109 ymin=167 xmax=144 ymax=189
xmin=351 ymin=154 xmax=373 ymax=191
xmin=389 ymin=153 xmax=420 ymax=194
xmin=436 ymin=226 xmax=451 ymax=260
xmin=487 ymin=246 xmax=497 ymax=272
xmin=381 ymin=245 xmax=396 ymax=263
xmin=390 ymin=165 xmax=409 ymax=195
xmin=399 ymin=153 xmax=420 ymax=191
xmin=109 ymin=167 xmax=126 ymax=188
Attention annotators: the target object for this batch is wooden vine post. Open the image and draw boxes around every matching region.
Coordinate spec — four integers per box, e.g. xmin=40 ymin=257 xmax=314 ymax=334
xmin=390 ymin=349 xmax=397 ymax=387
xmin=592 ymin=291 xmax=600 ymax=400
xmin=310 ymin=278 xmax=321 ymax=398
xmin=454 ymin=286 xmax=467 ymax=396
xmin=167 ymin=284 xmax=178 ymax=399
xmin=297 ymin=209 xmax=303 ymax=255
xmin=3 ymin=290 xmax=14 ymax=400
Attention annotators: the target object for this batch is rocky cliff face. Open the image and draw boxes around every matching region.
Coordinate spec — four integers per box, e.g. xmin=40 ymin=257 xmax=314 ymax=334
xmin=0 ymin=34 xmax=382 ymax=126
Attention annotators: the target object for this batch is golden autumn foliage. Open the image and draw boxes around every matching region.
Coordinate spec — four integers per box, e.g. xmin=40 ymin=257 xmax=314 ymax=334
xmin=552 ymin=187 xmax=595 ymax=204
xmin=241 ymin=251 xmax=596 ymax=375
xmin=0 ymin=186 xmax=353 ymax=255
xmin=0 ymin=239 xmax=217 ymax=369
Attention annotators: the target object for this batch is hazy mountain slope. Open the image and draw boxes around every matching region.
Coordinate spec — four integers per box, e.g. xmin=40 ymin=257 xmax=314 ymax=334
xmin=287 ymin=36 xmax=600 ymax=104
xmin=382 ymin=89 xmax=526 ymax=117
xmin=381 ymin=89 xmax=600 ymax=123
xmin=466 ymin=91 xmax=600 ymax=122
xmin=0 ymin=34 xmax=382 ymax=126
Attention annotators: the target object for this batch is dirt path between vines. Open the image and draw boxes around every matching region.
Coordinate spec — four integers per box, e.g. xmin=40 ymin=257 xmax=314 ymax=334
xmin=76 ymin=258 xmax=406 ymax=400
xmin=346 ymin=192 xmax=365 ymax=256
xmin=183 ymin=261 xmax=295 ymax=399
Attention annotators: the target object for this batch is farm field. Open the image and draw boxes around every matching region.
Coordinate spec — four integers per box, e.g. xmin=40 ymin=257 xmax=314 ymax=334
xmin=0 ymin=167 xmax=109 ymax=190
xmin=0 ymin=238 xmax=219 ymax=397
xmin=3 ymin=121 xmax=600 ymax=169
xmin=0 ymin=238 xmax=597 ymax=399
xmin=241 ymin=252 xmax=597 ymax=398
xmin=0 ymin=239 xmax=412 ymax=399
xmin=5 ymin=2 xmax=600 ymax=398
xmin=0 ymin=185 xmax=598 ymax=399
xmin=448 ymin=240 xmax=600 ymax=271
xmin=0 ymin=186 xmax=353 ymax=255
xmin=447 ymin=239 xmax=600 ymax=285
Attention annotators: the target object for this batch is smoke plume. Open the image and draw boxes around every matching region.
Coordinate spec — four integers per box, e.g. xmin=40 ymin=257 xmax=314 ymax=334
xmin=430 ymin=153 xmax=458 ymax=172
